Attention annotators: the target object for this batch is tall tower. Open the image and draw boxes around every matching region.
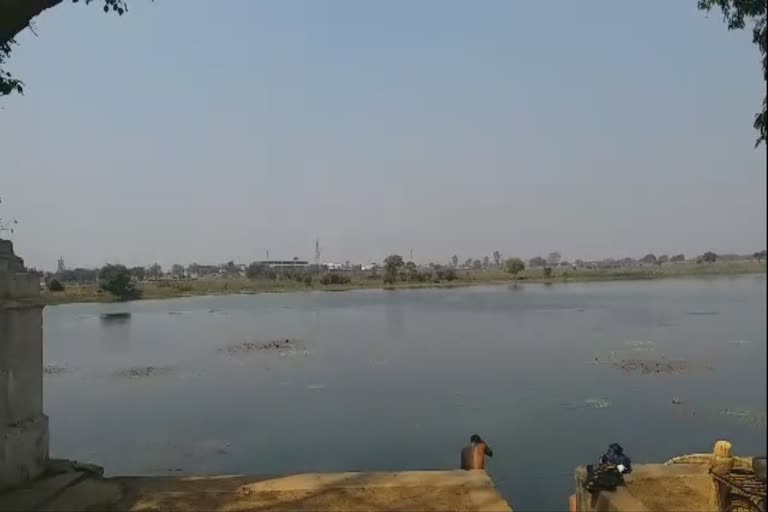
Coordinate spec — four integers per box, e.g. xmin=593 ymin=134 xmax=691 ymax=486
xmin=314 ymin=239 xmax=321 ymax=266
xmin=57 ymin=256 xmax=65 ymax=273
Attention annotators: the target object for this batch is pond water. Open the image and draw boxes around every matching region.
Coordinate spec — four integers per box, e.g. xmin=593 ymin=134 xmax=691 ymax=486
xmin=43 ymin=276 xmax=767 ymax=511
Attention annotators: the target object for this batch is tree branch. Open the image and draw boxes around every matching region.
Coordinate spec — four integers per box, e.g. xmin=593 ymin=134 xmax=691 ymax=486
xmin=0 ymin=0 xmax=64 ymax=47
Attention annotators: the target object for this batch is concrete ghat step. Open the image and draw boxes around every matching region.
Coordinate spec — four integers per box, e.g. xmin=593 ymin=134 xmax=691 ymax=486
xmin=115 ymin=470 xmax=514 ymax=512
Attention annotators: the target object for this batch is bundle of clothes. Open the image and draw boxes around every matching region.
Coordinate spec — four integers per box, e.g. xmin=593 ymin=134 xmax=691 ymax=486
xmin=583 ymin=443 xmax=633 ymax=493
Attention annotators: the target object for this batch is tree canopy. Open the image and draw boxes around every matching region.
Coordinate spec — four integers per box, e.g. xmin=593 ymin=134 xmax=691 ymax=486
xmin=98 ymin=263 xmax=138 ymax=299
xmin=698 ymin=0 xmax=767 ymax=146
xmin=1 ymin=0 xmax=130 ymax=95
xmin=505 ymin=258 xmax=525 ymax=276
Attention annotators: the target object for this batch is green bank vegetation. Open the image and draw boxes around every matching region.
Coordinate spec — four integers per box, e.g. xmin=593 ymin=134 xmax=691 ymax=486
xmin=40 ymin=258 xmax=766 ymax=305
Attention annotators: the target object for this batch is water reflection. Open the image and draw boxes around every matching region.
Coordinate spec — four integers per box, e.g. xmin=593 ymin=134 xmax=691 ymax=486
xmin=384 ymin=298 xmax=404 ymax=339
xmin=99 ymin=312 xmax=131 ymax=351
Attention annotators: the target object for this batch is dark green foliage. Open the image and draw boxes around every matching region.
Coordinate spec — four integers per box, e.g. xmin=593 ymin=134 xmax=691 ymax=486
xmin=146 ymin=263 xmax=162 ymax=279
xmin=670 ymin=254 xmax=686 ymax=262
xmin=505 ymin=257 xmax=525 ymax=276
xmin=543 ymin=266 xmax=553 ymax=278
xmin=383 ymin=254 xmax=404 ymax=283
xmin=529 ymin=256 xmax=547 ymax=267
xmin=320 ymin=272 xmax=351 ymax=285
xmin=47 ymin=278 xmax=64 ymax=292
xmin=754 ymin=249 xmax=767 ymax=261
xmin=702 ymin=251 xmax=718 ymax=263
xmin=641 ymin=254 xmax=657 ymax=264
xmin=56 ymin=267 xmax=98 ymax=282
xmin=1 ymin=1 xmax=130 ymax=96
xmin=698 ymin=0 xmax=767 ymax=146
xmin=98 ymin=264 xmax=138 ymax=299
xmin=246 ymin=262 xmax=276 ymax=280
xmin=129 ymin=266 xmax=145 ymax=281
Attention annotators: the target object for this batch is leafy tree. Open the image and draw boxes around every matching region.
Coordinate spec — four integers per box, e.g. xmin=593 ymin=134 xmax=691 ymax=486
xmin=754 ymin=249 xmax=767 ymax=262
xmin=472 ymin=259 xmax=483 ymax=270
xmin=383 ymin=254 xmax=404 ymax=283
xmin=98 ymin=264 xmax=137 ymax=299
xmin=698 ymin=0 xmax=767 ymax=146
xmin=463 ymin=258 xmax=473 ymax=268
xmin=56 ymin=267 xmax=98 ymax=282
xmin=129 ymin=266 xmax=145 ymax=281
xmin=547 ymin=252 xmax=561 ymax=266
xmin=702 ymin=251 xmax=718 ymax=263
xmin=146 ymin=263 xmax=162 ymax=279
xmin=47 ymin=278 xmax=64 ymax=292
xmin=483 ymin=256 xmax=490 ymax=268
xmin=658 ymin=254 xmax=669 ymax=265
xmin=505 ymin=257 xmax=525 ymax=277
xmin=451 ymin=255 xmax=459 ymax=268
xmin=493 ymin=251 xmax=501 ymax=267
xmin=543 ymin=266 xmax=553 ymax=278
xmin=670 ymin=254 xmax=686 ymax=262
xmin=444 ymin=267 xmax=457 ymax=281
xmin=529 ymin=256 xmax=547 ymax=267
xmin=246 ymin=262 xmax=275 ymax=280
xmin=171 ymin=264 xmax=185 ymax=279
xmin=641 ymin=253 xmax=658 ymax=264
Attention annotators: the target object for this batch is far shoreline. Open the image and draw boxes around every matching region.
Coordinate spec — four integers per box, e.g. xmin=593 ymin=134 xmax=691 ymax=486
xmin=41 ymin=260 xmax=766 ymax=306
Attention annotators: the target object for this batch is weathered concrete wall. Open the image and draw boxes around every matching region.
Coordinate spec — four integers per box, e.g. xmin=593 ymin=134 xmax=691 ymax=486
xmin=0 ymin=239 xmax=48 ymax=491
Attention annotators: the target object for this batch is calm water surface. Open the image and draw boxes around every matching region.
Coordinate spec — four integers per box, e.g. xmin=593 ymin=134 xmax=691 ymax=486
xmin=44 ymin=276 xmax=767 ymax=511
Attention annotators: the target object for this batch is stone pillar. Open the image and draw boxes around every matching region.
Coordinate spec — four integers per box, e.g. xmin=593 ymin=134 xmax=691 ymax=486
xmin=709 ymin=440 xmax=734 ymax=511
xmin=0 ymin=239 xmax=49 ymax=491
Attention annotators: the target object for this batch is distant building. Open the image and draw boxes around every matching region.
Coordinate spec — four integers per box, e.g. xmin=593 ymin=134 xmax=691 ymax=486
xmin=257 ymin=260 xmax=309 ymax=270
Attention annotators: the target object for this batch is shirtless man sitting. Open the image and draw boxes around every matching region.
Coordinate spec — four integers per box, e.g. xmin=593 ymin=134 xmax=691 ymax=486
xmin=461 ymin=434 xmax=494 ymax=470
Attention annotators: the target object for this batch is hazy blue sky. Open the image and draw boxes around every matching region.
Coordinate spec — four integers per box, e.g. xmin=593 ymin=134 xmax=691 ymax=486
xmin=2 ymin=0 xmax=766 ymax=270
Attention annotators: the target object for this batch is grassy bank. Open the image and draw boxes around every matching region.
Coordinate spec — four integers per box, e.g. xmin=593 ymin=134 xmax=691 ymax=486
xmin=41 ymin=260 xmax=766 ymax=305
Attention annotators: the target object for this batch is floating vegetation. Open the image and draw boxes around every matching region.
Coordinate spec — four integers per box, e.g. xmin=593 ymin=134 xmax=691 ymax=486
xmin=566 ymin=398 xmax=612 ymax=410
xmin=612 ymin=357 xmax=712 ymax=376
xmin=672 ymin=398 xmax=684 ymax=405
xmin=686 ymin=311 xmax=720 ymax=316
xmin=624 ymin=340 xmax=655 ymax=347
xmin=43 ymin=364 xmax=71 ymax=375
xmin=720 ymin=409 xmax=767 ymax=431
xmin=624 ymin=340 xmax=656 ymax=353
xmin=113 ymin=366 xmax=176 ymax=378
xmin=727 ymin=339 xmax=754 ymax=345
xmin=218 ymin=338 xmax=308 ymax=357
xmin=584 ymin=398 xmax=612 ymax=409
